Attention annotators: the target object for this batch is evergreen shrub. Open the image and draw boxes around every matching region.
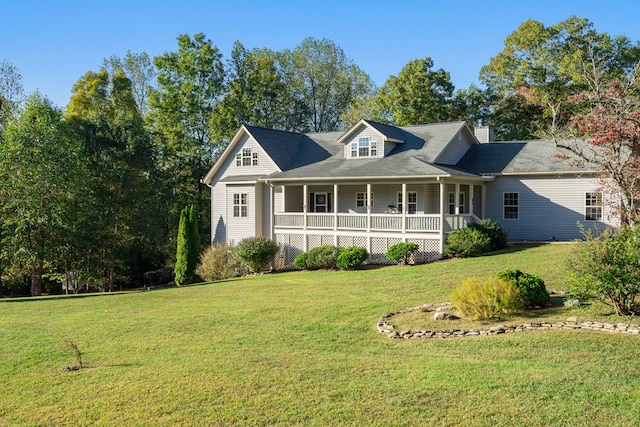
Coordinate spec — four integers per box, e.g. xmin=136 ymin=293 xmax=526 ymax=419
xmin=336 ymin=246 xmax=369 ymax=269
xmin=445 ymin=227 xmax=491 ymax=258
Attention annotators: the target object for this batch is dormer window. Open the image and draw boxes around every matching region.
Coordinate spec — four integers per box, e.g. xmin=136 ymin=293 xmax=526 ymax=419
xmin=352 ymin=137 xmax=377 ymax=158
xmin=236 ymin=147 xmax=258 ymax=166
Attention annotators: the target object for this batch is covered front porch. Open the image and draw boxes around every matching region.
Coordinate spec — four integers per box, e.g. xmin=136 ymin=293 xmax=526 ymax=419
xmin=265 ymin=178 xmax=489 ymax=266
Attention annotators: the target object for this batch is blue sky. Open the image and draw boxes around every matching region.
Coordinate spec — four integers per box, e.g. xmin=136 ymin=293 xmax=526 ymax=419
xmin=3 ymin=0 xmax=640 ymax=108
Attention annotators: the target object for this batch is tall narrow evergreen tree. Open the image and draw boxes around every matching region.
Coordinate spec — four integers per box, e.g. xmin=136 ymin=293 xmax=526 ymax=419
xmin=174 ymin=207 xmax=190 ymax=286
xmin=188 ymin=205 xmax=201 ymax=280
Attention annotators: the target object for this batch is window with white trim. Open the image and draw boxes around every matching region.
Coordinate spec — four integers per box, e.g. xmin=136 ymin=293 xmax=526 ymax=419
xmin=398 ymin=191 xmax=417 ymax=214
xmin=585 ymin=192 xmax=602 ymax=221
xmin=356 ymin=192 xmax=374 ymax=208
xmin=233 ymin=193 xmax=248 ymax=217
xmin=503 ymin=192 xmax=519 ymax=219
xmin=351 ymin=137 xmax=378 ymax=157
xmin=236 ymin=147 xmax=257 ymax=167
xmin=448 ymin=192 xmax=466 ymax=214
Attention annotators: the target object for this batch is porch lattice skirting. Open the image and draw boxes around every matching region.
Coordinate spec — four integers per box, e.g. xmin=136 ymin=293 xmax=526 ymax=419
xmin=274 ymin=233 xmax=441 ymax=269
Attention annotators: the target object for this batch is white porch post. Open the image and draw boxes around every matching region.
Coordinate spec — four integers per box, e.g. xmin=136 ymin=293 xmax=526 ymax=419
xmin=481 ymin=184 xmax=486 ymax=219
xmin=333 ymin=184 xmax=339 ymax=245
xmin=455 ymin=183 xmax=460 ymax=215
xmin=303 ymin=184 xmax=308 ymax=251
xmin=401 ymin=183 xmax=407 ymax=234
xmin=439 ymin=179 xmax=446 ymax=254
xmin=469 ymin=184 xmax=475 ymax=217
xmin=269 ymin=183 xmax=274 ymax=240
xmin=366 ymin=183 xmax=372 ymax=232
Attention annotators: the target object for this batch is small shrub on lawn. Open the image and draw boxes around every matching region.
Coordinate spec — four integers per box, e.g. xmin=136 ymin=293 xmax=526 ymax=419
xmin=450 ymin=276 xmax=524 ymax=321
xmin=305 ymin=245 xmax=343 ymax=270
xmin=196 ymin=244 xmax=245 ymax=281
xmin=386 ymin=242 xmax=419 ymax=265
xmin=497 ymin=269 xmax=549 ymax=308
xmin=445 ymin=227 xmax=491 ymax=258
xmin=336 ymin=246 xmax=369 ymax=269
xmin=293 ymin=252 xmax=309 ymax=270
xmin=235 ymin=237 xmax=280 ymax=273
xmin=566 ymin=226 xmax=640 ymax=316
xmin=470 ymin=219 xmax=508 ymax=251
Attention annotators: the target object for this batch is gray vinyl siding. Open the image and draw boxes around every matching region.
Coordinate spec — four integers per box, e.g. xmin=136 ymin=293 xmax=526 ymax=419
xmin=259 ymin=183 xmax=272 ymax=239
xmin=226 ymin=185 xmax=256 ymax=245
xmin=211 ymin=183 xmax=227 ymax=244
xmin=274 ymin=185 xmax=285 ymax=212
xmin=484 ymin=175 xmax=613 ymax=241
xmin=219 ymin=134 xmax=280 ymax=180
xmin=435 ymin=131 xmax=473 ymax=165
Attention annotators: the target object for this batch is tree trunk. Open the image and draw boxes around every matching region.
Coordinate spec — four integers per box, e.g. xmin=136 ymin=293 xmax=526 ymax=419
xmin=30 ymin=267 xmax=42 ymax=296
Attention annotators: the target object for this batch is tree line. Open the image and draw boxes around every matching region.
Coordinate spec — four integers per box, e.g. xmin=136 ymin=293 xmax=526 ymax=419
xmin=1 ymin=16 xmax=639 ymax=296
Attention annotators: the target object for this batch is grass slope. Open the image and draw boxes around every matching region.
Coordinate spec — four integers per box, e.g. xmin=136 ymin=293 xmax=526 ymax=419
xmin=1 ymin=244 xmax=639 ymax=426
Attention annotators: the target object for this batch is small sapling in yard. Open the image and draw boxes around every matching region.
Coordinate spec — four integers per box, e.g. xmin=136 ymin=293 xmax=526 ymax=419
xmin=66 ymin=340 xmax=84 ymax=371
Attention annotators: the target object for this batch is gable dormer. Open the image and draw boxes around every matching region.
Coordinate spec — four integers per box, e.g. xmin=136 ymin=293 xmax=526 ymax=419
xmin=338 ymin=119 xmax=404 ymax=159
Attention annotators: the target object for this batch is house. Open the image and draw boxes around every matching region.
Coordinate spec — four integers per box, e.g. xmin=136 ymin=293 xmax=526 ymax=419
xmin=202 ymin=119 xmax=616 ymax=267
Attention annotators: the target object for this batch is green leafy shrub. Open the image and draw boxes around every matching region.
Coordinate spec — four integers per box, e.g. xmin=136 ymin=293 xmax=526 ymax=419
xmin=195 ymin=244 xmax=245 ymax=281
xmin=445 ymin=227 xmax=492 ymax=258
xmin=450 ymin=276 xmax=524 ymax=321
xmin=469 ymin=219 xmax=507 ymax=251
xmin=336 ymin=246 xmax=369 ymax=269
xmin=386 ymin=242 xmax=419 ymax=264
xmin=567 ymin=226 xmax=640 ymax=316
xmin=305 ymin=245 xmax=343 ymax=270
xmin=235 ymin=237 xmax=280 ymax=273
xmin=497 ymin=269 xmax=549 ymax=308
xmin=293 ymin=252 xmax=309 ymax=270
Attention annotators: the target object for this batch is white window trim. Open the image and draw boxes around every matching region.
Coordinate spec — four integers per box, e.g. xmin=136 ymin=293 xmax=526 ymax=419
xmin=350 ymin=137 xmax=378 ymax=158
xmin=585 ymin=191 xmax=603 ymax=221
xmin=397 ymin=191 xmax=417 ymax=214
xmin=356 ymin=192 xmax=374 ymax=208
xmin=503 ymin=192 xmax=519 ymax=220
xmin=233 ymin=193 xmax=248 ymax=218
xmin=236 ymin=147 xmax=257 ymax=167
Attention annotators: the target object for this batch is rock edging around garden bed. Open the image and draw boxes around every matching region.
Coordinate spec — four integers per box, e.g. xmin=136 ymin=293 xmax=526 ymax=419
xmin=378 ymin=302 xmax=640 ymax=339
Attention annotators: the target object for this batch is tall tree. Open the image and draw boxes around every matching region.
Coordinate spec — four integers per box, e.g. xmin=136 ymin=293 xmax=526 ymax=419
xmin=480 ymin=17 xmax=640 ymax=138
xmin=0 ymin=94 xmax=85 ymax=295
xmin=281 ymin=37 xmax=375 ymax=132
xmin=67 ymin=68 xmax=162 ymax=291
xmin=375 ymin=57 xmax=455 ymax=126
xmin=557 ymin=61 xmax=640 ymax=226
xmin=103 ymin=50 xmax=156 ymax=116
xmin=0 ymin=60 xmax=24 ymax=132
xmin=149 ymin=33 xmax=226 ymax=245
xmin=211 ymin=42 xmax=299 ymax=145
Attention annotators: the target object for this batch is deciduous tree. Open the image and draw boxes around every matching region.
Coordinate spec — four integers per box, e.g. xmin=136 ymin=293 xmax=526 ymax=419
xmin=149 ymin=33 xmax=225 ymax=245
xmin=0 ymin=94 xmax=85 ymax=295
xmin=376 ymin=57 xmax=454 ymax=126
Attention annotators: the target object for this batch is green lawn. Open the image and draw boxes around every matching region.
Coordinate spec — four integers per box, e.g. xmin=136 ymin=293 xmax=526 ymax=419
xmin=2 ymin=244 xmax=639 ymax=426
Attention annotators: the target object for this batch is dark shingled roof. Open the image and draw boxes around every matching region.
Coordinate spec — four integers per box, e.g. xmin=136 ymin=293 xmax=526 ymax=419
xmin=456 ymin=140 xmax=597 ymax=174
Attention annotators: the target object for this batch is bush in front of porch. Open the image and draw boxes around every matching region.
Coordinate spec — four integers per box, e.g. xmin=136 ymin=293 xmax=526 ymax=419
xmin=385 ymin=242 xmax=419 ymax=265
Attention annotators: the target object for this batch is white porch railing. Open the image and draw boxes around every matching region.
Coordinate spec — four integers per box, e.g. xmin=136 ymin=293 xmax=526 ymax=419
xmin=274 ymin=213 xmax=454 ymax=233
xmin=444 ymin=214 xmax=478 ymax=232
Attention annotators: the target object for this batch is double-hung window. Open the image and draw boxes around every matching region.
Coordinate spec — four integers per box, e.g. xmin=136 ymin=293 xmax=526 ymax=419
xmin=236 ymin=148 xmax=257 ymax=166
xmin=503 ymin=192 xmax=519 ymax=219
xmin=356 ymin=192 xmax=374 ymax=208
xmin=233 ymin=193 xmax=248 ymax=217
xmin=585 ymin=192 xmax=602 ymax=221
xmin=352 ymin=137 xmax=378 ymax=157
xmin=398 ymin=192 xmax=417 ymax=214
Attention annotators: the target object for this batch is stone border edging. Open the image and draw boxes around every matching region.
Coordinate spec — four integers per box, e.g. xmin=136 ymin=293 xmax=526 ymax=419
xmin=378 ymin=302 xmax=640 ymax=339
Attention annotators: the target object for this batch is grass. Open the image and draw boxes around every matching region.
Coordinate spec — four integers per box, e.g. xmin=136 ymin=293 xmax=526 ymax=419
xmin=1 ymin=243 xmax=639 ymax=426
